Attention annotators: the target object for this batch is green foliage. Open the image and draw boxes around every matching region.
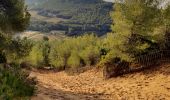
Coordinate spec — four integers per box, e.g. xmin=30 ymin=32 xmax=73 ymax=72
xmin=0 ymin=0 xmax=30 ymax=32
xmin=110 ymin=0 xmax=166 ymax=61
xmin=49 ymin=34 xmax=101 ymax=69
xmin=31 ymin=0 xmax=112 ymax=24
xmin=42 ymin=38 xmax=50 ymax=66
xmin=0 ymin=33 xmax=11 ymax=51
xmin=0 ymin=0 xmax=35 ymax=99
xmin=13 ymin=37 xmax=33 ymax=57
xmin=99 ymin=0 xmax=170 ymax=71
xmin=7 ymin=37 xmax=33 ymax=62
xmin=80 ymin=45 xmax=100 ymax=66
xmin=98 ymin=50 xmax=130 ymax=67
xmin=24 ymin=40 xmax=51 ymax=67
xmin=0 ymin=0 xmax=32 ymax=63
xmin=26 ymin=42 xmax=44 ymax=67
xmin=67 ymin=50 xmax=81 ymax=68
xmin=0 ymin=33 xmax=34 ymax=64
xmin=0 ymin=64 xmax=35 ymax=99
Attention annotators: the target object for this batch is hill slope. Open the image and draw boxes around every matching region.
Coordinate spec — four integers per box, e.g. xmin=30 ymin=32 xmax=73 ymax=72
xmin=31 ymin=64 xmax=170 ymax=100
xmin=26 ymin=0 xmax=113 ymax=36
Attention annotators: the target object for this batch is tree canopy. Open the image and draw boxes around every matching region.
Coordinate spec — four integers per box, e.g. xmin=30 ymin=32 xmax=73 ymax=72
xmin=0 ymin=0 xmax=30 ymax=33
xmin=0 ymin=0 xmax=31 ymax=63
xmin=110 ymin=0 xmax=170 ymax=61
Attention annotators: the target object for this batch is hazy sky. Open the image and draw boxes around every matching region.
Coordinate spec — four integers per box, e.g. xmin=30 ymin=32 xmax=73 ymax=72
xmin=104 ymin=0 xmax=170 ymax=8
xmin=104 ymin=0 xmax=114 ymax=2
xmin=104 ymin=0 xmax=170 ymax=3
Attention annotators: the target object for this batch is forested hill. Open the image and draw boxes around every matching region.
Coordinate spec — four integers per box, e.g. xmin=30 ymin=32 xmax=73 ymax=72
xmin=26 ymin=0 xmax=106 ymax=8
xmin=25 ymin=0 xmax=113 ymax=36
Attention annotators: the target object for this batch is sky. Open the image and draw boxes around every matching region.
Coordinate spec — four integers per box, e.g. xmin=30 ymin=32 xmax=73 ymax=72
xmin=103 ymin=0 xmax=117 ymax=2
xmin=104 ymin=0 xmax=170 ymax=8
xmin=104 ymin=0 xmax=170 ymax=3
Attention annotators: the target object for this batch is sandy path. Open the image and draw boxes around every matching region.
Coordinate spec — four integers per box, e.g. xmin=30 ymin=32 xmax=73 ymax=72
xmin=31 ymin=64 xmax=170 ymax=100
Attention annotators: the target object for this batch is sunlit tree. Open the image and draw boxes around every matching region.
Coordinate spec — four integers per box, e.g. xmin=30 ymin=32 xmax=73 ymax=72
xmin=110 ymin=0 xmax=165 ymax=60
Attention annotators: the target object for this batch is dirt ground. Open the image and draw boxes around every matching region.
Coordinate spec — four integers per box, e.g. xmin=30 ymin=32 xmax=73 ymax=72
xmin=30 ymin=64 xmax=170 ymax=100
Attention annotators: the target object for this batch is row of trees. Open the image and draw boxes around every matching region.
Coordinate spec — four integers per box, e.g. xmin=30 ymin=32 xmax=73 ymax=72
xmin=23 ymin=35 xmax=101 ymax=69
xmin=28 ymin=20 xmax=111 ymax=36
xmin=18 ymin=0 xmax=170 ymax=74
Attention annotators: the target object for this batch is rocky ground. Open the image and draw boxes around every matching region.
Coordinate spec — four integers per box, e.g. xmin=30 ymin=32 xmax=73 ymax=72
xmin=31 ymin=64 xmax=170 ymax=100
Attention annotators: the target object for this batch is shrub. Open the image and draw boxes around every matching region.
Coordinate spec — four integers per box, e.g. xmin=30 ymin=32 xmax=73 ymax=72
xmin=99 ymin=50 xmax=130 ymax=78
xmin=80 ymin=45 xmax=100 ymax=66
xmin=0 ymin=64 xmax=36 ymax=99
xmin=67 ymin=50 xmax=81 ymax=68
xmin=25 ymin=43 xmax=44 ymax=67
xmin=42 ymin=40 xmax=51 ymax=66
xmin=49 ymin=41 xmax=70 ymax=69
xmin=98 ymin=49 xmax=131 ymax=67
xmin=24 ymin=39 xmax=51 ymax=68
xmin=49 ymin=34 xmax=101 ymax=69
xmin=6 ymin=37 xmax=33 ymax=64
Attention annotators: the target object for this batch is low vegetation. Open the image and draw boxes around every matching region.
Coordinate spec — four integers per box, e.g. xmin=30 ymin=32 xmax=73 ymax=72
xmin=0 ymin=64 xmax=35 ymax=99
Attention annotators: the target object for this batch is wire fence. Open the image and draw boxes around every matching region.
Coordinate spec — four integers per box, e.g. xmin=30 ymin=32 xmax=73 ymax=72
xmin=135 ymin=50 xmax=170 ymax=68
xmin=103 ymin=50 xmax=170 ymax=78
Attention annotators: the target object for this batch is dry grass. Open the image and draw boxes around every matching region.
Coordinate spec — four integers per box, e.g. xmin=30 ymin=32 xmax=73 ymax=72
xmin=16 ymin=31 xmax=67 ymax=41
xmin=29 ymin=10 xmax=67 ymax=23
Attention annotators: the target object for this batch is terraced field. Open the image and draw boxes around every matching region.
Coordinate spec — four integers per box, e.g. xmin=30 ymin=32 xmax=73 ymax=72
xmin=30 ymin=10 xmax=67 ymax=23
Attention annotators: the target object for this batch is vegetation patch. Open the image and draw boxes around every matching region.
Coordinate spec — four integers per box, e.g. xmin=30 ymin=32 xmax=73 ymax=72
xmin=0 ymin=64 xmax=36 ymax=99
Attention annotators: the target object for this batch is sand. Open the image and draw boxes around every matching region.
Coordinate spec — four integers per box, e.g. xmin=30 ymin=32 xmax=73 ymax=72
xmin=31 ymin=64 xmax=170 ymax=100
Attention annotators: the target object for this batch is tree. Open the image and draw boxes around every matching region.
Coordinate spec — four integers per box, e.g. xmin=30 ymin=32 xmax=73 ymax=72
xmin=42 ymin=36 xmax=50 ymax=66
xmin=9 ymin=37 xmax=33 ymax=59
xmin=0 ymin=0 xmax=30 ymax=33
xmin=0 ymin=1 xmax=35 ymax=99
xmin=110 ymin=0 xmax=165 ymax=61
xmin=0 ymin=0 xmax=31 ymax=63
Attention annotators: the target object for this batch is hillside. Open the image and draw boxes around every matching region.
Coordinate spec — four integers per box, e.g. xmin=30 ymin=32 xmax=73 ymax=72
xmin=15 ymin=31 xmax=67 ymax=41
xmin=31 ymin=64 xmax=170 ymax=100
xmin=26 ymin=0 xmax=113 ymax=36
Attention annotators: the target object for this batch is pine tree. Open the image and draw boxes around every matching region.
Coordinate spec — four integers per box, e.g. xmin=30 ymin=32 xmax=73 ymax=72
xmin=0 ymin=0 xmax=31 ymax=63
xmin=110 ymin=0 xmax=165 ymax=61
xmin=0 ymin=0 xmax=30 ymax=33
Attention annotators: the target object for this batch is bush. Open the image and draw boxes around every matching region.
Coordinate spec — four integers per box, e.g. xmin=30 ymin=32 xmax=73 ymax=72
xmin=98 ymin=50 xmax=130 ymax=78
xmin=80 ymin=45 xmax=100 ymax=66
xmin=49 ymin=41 xmax=70 ymax=69
xmin=49 ymin=34 xmax=101 ymax=69
xmin=102 ymin=56 xmax=130 ymax=78
xmin=67 ymin=50 xmax=81 ymax=68
xmin=0 ymin=64 xmax=36 ymax=99
xmin=25 ymin=43 xmax=44 ymax=67
xmin=23 ymin=39 xmax=51 ymax=68
xmin=6 ymin=37 xmax=33 ymax=64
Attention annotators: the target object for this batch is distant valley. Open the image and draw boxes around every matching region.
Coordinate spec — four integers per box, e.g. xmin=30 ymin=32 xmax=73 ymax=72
xmin=25 ymin=0 xmax=113 ymax=37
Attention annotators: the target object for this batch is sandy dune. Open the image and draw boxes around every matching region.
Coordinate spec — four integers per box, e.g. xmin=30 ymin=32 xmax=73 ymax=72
xmin=31 ymin=64 xmax=170 ymax=100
